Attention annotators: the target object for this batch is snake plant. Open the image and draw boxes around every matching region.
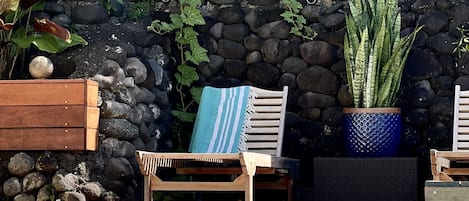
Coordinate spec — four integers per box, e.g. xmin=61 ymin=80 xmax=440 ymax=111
xmin=344 ymin=0 xmax=422 ymax=108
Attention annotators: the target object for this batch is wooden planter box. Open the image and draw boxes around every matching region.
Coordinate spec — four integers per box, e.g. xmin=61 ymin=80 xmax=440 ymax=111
xmin=0 ymin=79 xmax=99 ymax=151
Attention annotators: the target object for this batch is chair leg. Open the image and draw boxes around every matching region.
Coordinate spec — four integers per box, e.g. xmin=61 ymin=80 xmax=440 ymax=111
xmin=287 ymin=175 xmax=293 ymax=201
xmin=144 ymin=176 xmax=152 ymax=201
xmin=245 ymin=174 xmax=254 ymax=201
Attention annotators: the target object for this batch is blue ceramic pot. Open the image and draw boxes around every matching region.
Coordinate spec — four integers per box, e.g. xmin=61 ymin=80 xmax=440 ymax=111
xmin=343 ymin=107 xmax=401 ymax=157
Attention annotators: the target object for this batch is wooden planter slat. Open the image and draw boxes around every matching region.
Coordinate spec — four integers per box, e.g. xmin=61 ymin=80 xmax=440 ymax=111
xmin=0 ymin=79 xmax=98 ymax=106
xmin=0 ymin=128 xmax=97 ymax=150
xmin=0 ymin=79 xmax=99 ymax=151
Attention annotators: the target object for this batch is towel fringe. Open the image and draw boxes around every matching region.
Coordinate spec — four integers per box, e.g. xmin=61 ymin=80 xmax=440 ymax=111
xmin=238 ymin=87 xmax=256 ymax=152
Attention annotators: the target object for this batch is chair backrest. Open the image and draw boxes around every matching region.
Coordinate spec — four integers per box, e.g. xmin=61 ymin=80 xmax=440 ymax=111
xmin=246 ymin=86 xmax=288 ymax=157
xmin=453 ymin=85 xmax=469 ymax=151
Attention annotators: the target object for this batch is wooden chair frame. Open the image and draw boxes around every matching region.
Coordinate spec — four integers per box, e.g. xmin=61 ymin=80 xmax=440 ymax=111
xmin=136 ymin=86 xmax=299 ymax=201
xmin=431 ymin=85 xmax=469 ymax=181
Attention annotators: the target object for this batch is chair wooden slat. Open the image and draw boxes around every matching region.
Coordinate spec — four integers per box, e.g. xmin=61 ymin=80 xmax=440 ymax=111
xmin=253 ymin=99 xmax=282 ymax=105
xmin=248 ymin=134 xmax=278 ymax=141
xmin=250 ymin=120 xmax=280 ymax=127
xmin=251 ymin=113 xmax=281 ymax=120
xmin=246 ymin=127 xmax=278 ymax=133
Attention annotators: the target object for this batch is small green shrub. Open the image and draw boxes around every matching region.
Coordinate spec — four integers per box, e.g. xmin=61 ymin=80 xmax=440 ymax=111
xmin=280 ymin=0 xmax=317 ymax=41
xmin=453 ymin=23 xmax=469 ymax=58
xmin=128 ymin=1 xmax=151 ymax=21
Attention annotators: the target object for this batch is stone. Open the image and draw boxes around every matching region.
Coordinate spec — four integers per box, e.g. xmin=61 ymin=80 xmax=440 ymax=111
xmin=319 ymin=13 xmax=345 ymax=31
xmin=257 ymin=21 xmax=290 ymax=39
xmin=405 ymin=48 xmax=442 ymax=80
xmin=61 ymin=191 xmax=86 ymax=201
xmin=297 ymin=92 xmax=337 ymax=108
xmin=81 ymin=182 xmax=103 ymax=200
xmin=29 ymin=56 xmax=54 ymax=79
xmin=52 ymin=173 xmax=79 ymax=192
xmin=401 ymin=12 xmax=416 ymax=28
xmin=411 ymin=0 xmax=436 ymax=13
xmin=222 ymin=59 xmax=247 ymax=79
xmin=330 ymin=60 xmax=345 ymax=73
xmin=13 ymin=194 xmax=35 ymax=201
xmin=302 ymin=108 xmax=321 ymax=120
xmin=248 ymin=0 xmax=279 ymax=6
xmin=37 ymin=185 xmax=52 ymax=201
xmin=244 ymin=34 xmax=263 ymax=51
xmin=281 ymin=57 xmax=308 ymax=74
xmin=112 ymin=141 xmax=136 ymax=158
xmin=422 ymin=122 xmax=449 ymax=146
xmin=125 ymin=57 xmax=147 ymax=84
xmin=35 ymin=151 xmax=58 ymax=173
xmin=141 ymin=59 xmax=163 ymax=88
xmin=209 ymin=23 xmax=224 ymax=39
xmin=99 ymin=119 xmax=139 ymax=141
xmin=431 ymin=75 xmax=455 ymax=91
xmin=100 ymin=100 xmax=131 ymax=119
xmin=302 ymin=5 xmax=321 ymax=22
xmin=105 ymin=158 xmax=134 ymax=180
xmin=3 ymin=177 xmax=21 ymax=197
xmin=439 ymin=56 xmax=456 ymax=76
xmin=223 ymin=23 xmax=249 ymax=42
xmin=245 ymin=51 xmax=263 ymax=64
xmin=117 ymin=42 xmax=136 ymax=57
xmin=115 ymin=87 xmax=137 ymax=106
xmin=197 ymin=34 xmax=217 ymax=55
xmin=102 ymin=138 xmax=119 ymax=158
xmin=216 ymin=6 xmax=245 ymax=24
xmin=405 ymin=108 xmax=429 ymax=129
xmin=337 ymin=85 xmax=353 ymax=107
xmin=408 ymin=80 xmax=435 ymax=108
xmin=278 ymin=73 xmax=297 ymax=89
xmin=108 ymin=0 xmax=125 ymax=17
xmin=429 ymin=96 xmax=453 ymax=124
xmin=8 ymin=152 xmax=35 ymax=176
xmin=146 ymin=45 xmax=169 ymax=66
xmin=217 ymin=39 xmax=247 ymax=59
xmin=300 ymin=41 xmax=336 ymax=66
xmin=426 ymin=33 xmax=457 ymax=56
xmin=152 ymin=88 xmax=170 ymax=108
xmin=52 ymin=14 xmax=72 ymax=28
xmin=71 ymin=4 xmax=109 ymax=24
xmin=133 ymin=31 xmax=162 ymax=47
xmin=199 ymin=54 xmax=224 ymax=78
xmin=102 ymin=191 xmax=120 ymax=201
xmin=420 ymin=11 xmax=448 ymax=35
xmin=128 ymin=87 xmax=156 ymax=104
xmin=247 ymin=62 xmax=280 ymax=86
xmin=448 ymin=3 xmax=469 ymax=23
xmin=321 ymin=107 xmax=343 ymax=126
xmin=261 ymin=39 xmax=290 ymax=64
xmin=297 ymin=66 xmax=338 ymax=96
xmin=457 ymin=53 xmax=469 ymax=75
xmin=22 ymin=172 xmax=46 ymax=192
xmin=93 ymin=59 xmax=125 ymax=90
xmin=133 ymin=137 xmax=146 ymax=150
xmin=45 ymin=2 xmax=65 ymax=13
xmin=208 ymin=0 xmax=240 ymax=4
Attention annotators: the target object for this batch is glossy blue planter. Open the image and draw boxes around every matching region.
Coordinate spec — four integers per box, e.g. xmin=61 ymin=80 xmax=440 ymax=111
xmin=343 ymin=107 xmax=401 ymax=157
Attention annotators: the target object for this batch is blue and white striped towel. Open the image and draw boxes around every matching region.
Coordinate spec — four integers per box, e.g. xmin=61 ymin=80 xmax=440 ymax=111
xmin=189 ymin=86 xmax=254 ymax=153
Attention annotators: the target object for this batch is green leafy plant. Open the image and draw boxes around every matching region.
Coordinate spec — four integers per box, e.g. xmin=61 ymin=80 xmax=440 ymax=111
xmin=104 ymin=0 xmax=124 ymax=14
xmin=148 ymin=0 xmax=208 ymax=150
xmin=148 ymin=0 xmax=209 ymax=123
xmin=280 ymin=0 xmax=317 ymax=41
xmin=452 ymin=24 xmax=469 ymax=58
xmin=0 ymin=0 xmax=88 ymax=79
xmin=128 ymin=1 xmax=151 ymax=21
xmin=344 ymin=0 xmax=422 ymax=108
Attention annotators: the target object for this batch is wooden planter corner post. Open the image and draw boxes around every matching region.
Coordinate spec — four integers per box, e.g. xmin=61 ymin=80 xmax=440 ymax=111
xmin=0 ymin=79 xmax=99 ymax=151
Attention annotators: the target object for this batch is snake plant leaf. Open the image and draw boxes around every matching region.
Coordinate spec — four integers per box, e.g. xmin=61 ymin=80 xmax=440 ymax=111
xmin=344 ymin=0 xmax=421 ymax=108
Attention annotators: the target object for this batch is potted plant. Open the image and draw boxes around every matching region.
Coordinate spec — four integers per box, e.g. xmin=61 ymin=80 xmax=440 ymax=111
xmin=0 ymin=0 xmax=98 ymax=151
xmin=343 ymin=0 xmax=422 ymax=156
xmin=1 ymin=0 xmax=87 ymax=79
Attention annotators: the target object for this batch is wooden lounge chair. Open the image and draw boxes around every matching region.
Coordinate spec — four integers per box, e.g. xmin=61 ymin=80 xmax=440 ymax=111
xmin=136 ymin=86 xmax=299 ymax=201
xmin=430 ymin=85 xmax=469 ymax=181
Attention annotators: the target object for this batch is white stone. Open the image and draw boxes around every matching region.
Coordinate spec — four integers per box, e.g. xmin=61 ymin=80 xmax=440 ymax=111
xmin=29 ymin=56 xmax=54 ymax=79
